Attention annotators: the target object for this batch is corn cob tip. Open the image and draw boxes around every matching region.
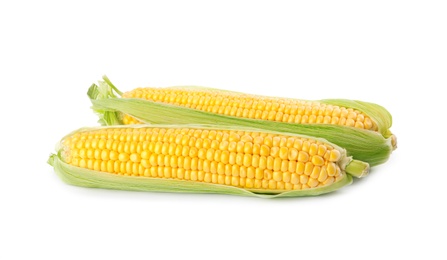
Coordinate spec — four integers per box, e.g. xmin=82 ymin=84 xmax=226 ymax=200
xmin=345 ymin=159 xmax=370 ymax=178
xmin=390 ymin=134 xmax=397 ymax=150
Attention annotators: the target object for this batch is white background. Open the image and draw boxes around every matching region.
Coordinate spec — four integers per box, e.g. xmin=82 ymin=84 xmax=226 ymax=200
xmin=1 ymin=1 xmax=446 ymax=259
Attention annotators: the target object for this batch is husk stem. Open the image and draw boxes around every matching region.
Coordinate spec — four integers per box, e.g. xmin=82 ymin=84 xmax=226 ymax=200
xmin=88 ymin=77 xmax=394 ymax=166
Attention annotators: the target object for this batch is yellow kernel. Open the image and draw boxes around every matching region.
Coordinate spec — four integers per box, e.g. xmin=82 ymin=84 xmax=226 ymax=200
xmin=282 ymin=172 xmax=291 ymax=183
xmin=308 ymin=178 xmax=319 ymax=188
xmin=236 ymin=153 xmax=244 ymax=166
xmin=288 ymin=148 xmax=299 ymax=161
xmin=197 ymin=148 xmax=207 ymax=160
xmin=285 ymin=137 xmax=294 ymax=148
xmin=317 ymin=145 xmax=327 ymax=156
xmin=181 ymin=146 xmax=190 ymax=157
xmin=206 ymin=149 xmax=215 ymax=161
xmin=284 ymin=182 xmax=293 ymax=190
xmin=272 ymin=136 xmax=281 ymax=147
xmin=346 ymin=118 xmax=355 ymax=127
xmin=161 ymin=167 xmax=171 ymax=178
xmin=268 ymin=180 xmax=277 ymax=189
xmin=276 ymin=181 xmax=285 ymax=190
xmin=260 ymin=145 xmax=270 ymax=156
xmin=310 ymin=166 xmax=321 ymax=179
xmin=356 ymin=113 xmax=365 ymax=122
xmin=241 ymin=135 xmax=253 ymax=142
xmin=300 ymin=175 xmax=308 ymax=184
xmin=263 ymin=136 xmax=273 ymax=146
xmin=298 ymin=151 xmax=309 ymax=162
xmin=243 ymin=154 xmax=252 ymax=167
xmin=78 ymin=149 xmax=86 ymax=159
xmin=279 ymin=147 xmax=288 ymax=160
xmin=252 ymin=143 xmax=261 ymax=155
xmin=199 ymin=138 xmax=209 ymax=149
xmin=288 ymin=161 xmax=297 ymax=172
xmin=189 ymin=147 xmax=198 ymax=157
xmin=204 ymin=173 xmax=211 ymax=183
xmin=311 ymin=155 xmax=325 ymax=166
xmin=106 ymin=160 xmax=114 ymax=172
xmin=130 ymin=153 xmax=140 ymax=163
xmin=211 ymin=161 xmax=218 ymax=174
xmin=141 ymin=159 xmax=150 ymax=168
xmin=318 ymin=167 xmax=328 ymax=182
xmin=273 ymin=171 xmax=282 ymax=182
xmin=236 ymin=141 xmax=244 ymax=153
xmin=296 ymin=162 xmax=305 ymax=174
xmin=327 ymin=163 xmax=337 ymax=176
xmin=94 ymin=160 xmax=101 ymax=171
xmin=232 ymin=165 xmax=240 ymax=177
xmin=100 ymin=150 xmax=109 ymax=161
xmin=217 ymin=162 xmax=225 ymax=175
xmin=266 ymin=156 xmax=274 ymax=170
xmin=245 ymin=178 xmax=254 ymax=188
xmin=293 ymin=139 xmax=303 ymax=150
xmin=246 ymin=167 xmax=255 ymax=179
xmin=94 ymin=149 xmax=101 ymax=160
xmin=231 ymin=176 xmax=239 ymax=186
xmin=243 ymin=142 xmax=253 ymax=154
xmin=257 ymin=179 xmax=266 ymax=188
xmin=273 ymin=157 xmax=282 ymax=171
xmin=202 ymin=160 xmax=210 ymax=172
xmin=253 ymin=136 xmax=263 ymax=145
xmin=364 ymin=118 xmax=373 ymax=129
xmin=219 ymin=150 xmax=229 ymax=164
xmin=177 ymin=168 xmax=185 ymax=179
xmin=141 ymin=150 xmax=150 ymax=159
xmin=329 ymin=150 xmax=341 ymax=162
xmin=219 ymin=141 xmax=229 ymax=151
xmin=157 ymin=154 xmax=165 ymax=166
xmin=225 ymin=176 xmax=231 ymax=185
xmin=308 ymin=144 xmax=318 ymax=156
xmin=184 ymin=170 xmax=190 ymax=180
xmin=251 ymin=168 xmax=261 ymax=180
xmin=190 ymin=157 xmax=198 ymax=170
xmin=183 ymin=157 xmax=191 ymax=170
xmin=280 ymin=160 xmax=288 ymax=172
xmin=291 ymin=173 xmax=299 ymax=184
xmin=249 ymin=154 xmax=259 ymax=167
xmin=118 ymin=153 xmax=129 ymax=162
xmin=190 ymin=171 xmax=198 ymax=181
xmin=79 ymin=158 xmax=87 ymax=168
xmin=304 ymin=162 xmax=314 ymax=175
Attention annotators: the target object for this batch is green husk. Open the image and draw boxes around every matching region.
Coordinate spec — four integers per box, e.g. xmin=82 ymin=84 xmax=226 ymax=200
xmin=48 ymin=125 xmax=359 ymax=198
xmin=87 ymin=76 xmax=395 ymax=166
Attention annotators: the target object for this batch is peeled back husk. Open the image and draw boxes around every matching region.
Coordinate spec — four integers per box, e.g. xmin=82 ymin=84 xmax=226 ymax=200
xmin=48 ymin=124 xmax=368 ymax=198
xmin=87 ymin=76 xmax=396 ymax=166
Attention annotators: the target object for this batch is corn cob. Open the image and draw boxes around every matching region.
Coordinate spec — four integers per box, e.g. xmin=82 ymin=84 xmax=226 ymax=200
xmin=48 ymin=125 xmax=369 ymax=198
xmin=88 ymin=76 xmax=396 ymax=166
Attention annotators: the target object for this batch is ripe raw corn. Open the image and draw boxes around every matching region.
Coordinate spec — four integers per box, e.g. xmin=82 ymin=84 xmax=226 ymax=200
xmin=48 ymin=125 xmax=369 ymax=198
xmin=88 ymin=76 xmax=396 ymax=166
xmin=122 ymin=89 xmax=378 ymax=131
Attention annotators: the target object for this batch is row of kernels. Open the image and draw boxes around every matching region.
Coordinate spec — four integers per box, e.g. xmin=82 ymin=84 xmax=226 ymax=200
xmin=69 ymin=147 xmax=341 ymax=181
xmin=68 ymin=130 xmax=337 ymax=158
xmin=72 ymin=153 xmax=338 ymax=191
xmin=123 ymin=88 xmax=377 ymax=130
